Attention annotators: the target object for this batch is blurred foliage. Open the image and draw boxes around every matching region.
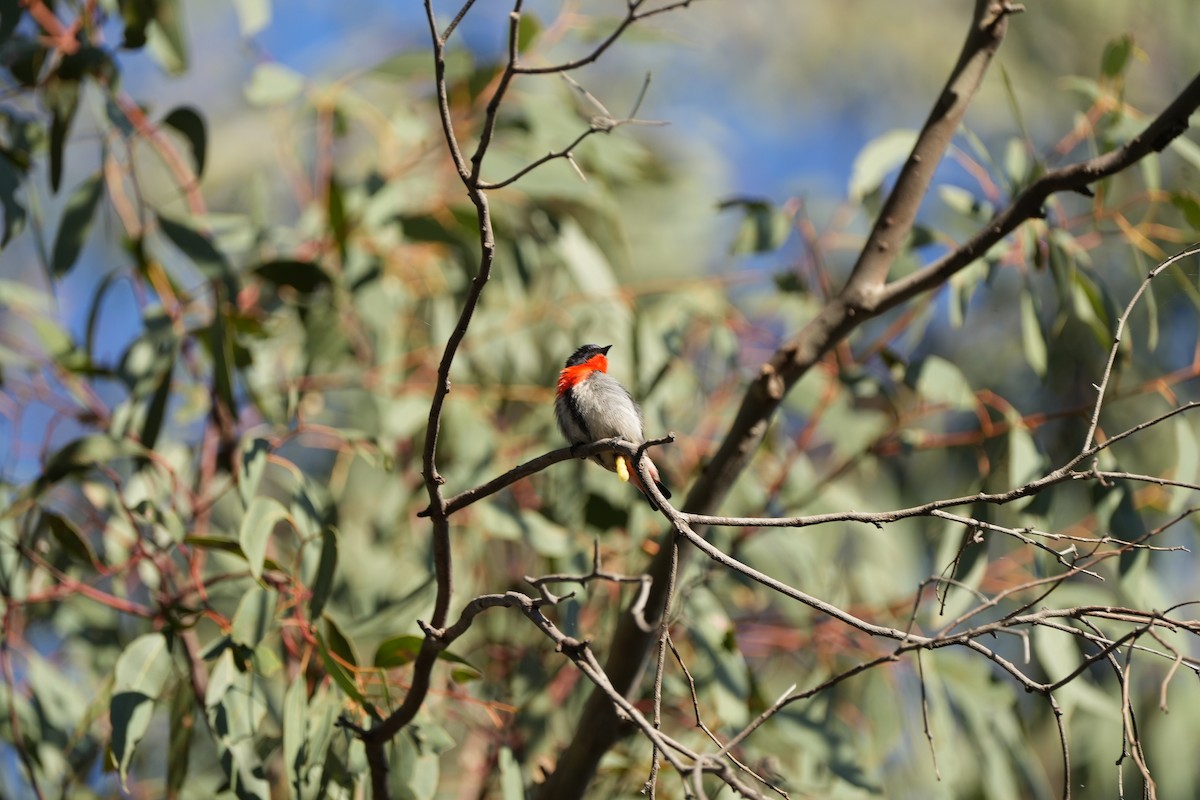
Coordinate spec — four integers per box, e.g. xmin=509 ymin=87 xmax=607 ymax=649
xmin=0 ymin=2 xmax=1199 ymax=799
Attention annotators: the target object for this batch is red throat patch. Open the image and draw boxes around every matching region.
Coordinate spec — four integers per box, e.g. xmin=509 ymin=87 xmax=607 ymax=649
xmin=556 ymin=354 xmax=608 ymax=395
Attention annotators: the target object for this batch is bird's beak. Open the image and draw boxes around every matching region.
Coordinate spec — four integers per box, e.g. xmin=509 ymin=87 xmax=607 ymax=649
xmin=600 ymin=345 xmax=612 ymax=354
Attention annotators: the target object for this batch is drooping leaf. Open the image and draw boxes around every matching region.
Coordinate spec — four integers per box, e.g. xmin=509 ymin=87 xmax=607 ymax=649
xmin=35 ymin=435 xmax=146 ymax=494
xmin=238 ymin=496 xmax=290 ymax=579
xmin=283 ymin=677 xmax=307 ymax=796
xmin=1070 ymin=268 xmax=1116 ymax=347
xmin=238 ymin=437 xmax=270 ymax=507
xmin=516 ymin=12 xmax=541 ymax=53
xmin=1169 ymin=420 xmax=1199 ymax=515
xmin=253 ymin=259 xmax=333 ymax=295
xmin=1100 ymin=34 xmax=1134 ymax=81
xmin=162 ymin=106 xmax=207 ymax=177
xmin=245 ymin=62 xmax=304 ymax=106
xmin=848 ymin=129 xmax=917 ymax=201
xmin=1019 ymin=291 xmax=1047 ymax=378
xmin=373 ymin=634 xmax=480 ymax=681
xmin=309 ymin=527 xmax=338 ymax=619
xmin=327 ymin=176 xmax=349 ymax=260
xmin=118 ymin=0 xmax=155 ymax=48
xmin=111 ymin=633 xmax=174 ymax=786
xmin=204 ymin=646 xmax=236 ymax=708
xmin=0 ymin=152 xmax=27 ymax=246
xmin=110 ymin=691 xmax=156 ymax=788
xmin=45 ymin=78 xmax=80 ymax=193
xmin=43 ymin=511 xmax=99 ymax=566
xmin=317 ymin=618 xmax=374 ymax=714
xmin=1006 ymin=419 xmax=1044 ymax=490
xmin=183 ymin=535 xmax=247 ymax=559
xmin=166 ymin=680 xmax=195 ymax=796
xmin=231 ymin=0 xmax=272 ymax=36
xmin=373 ymin=634 xmax=422 ymax=668
xmin=156 ymin=213 xmax=232 ymax=282
xmin=0 ymin=0 xmax=21 ymax=47
xmin=498 ymin=746 xmax=524 ymax=800
xmin=913 ymin=355 xmax=975 ymax=411
xmin=1171 ymin=190 xmax=1200 ymax=231
xmin=719 ymin=197 xmax=792 ymax=255
xmin=231 ymin=586 xmax=275 ymax=648
xmin=146 ymin=0 xmax=188 ymax=74
xmin=139 ymin=347 xmax=175 ymax=451
xmin=207 ymin=303 xmax=238 ymax=423
xmin=115 ymin=633 xmax=174 ymax=696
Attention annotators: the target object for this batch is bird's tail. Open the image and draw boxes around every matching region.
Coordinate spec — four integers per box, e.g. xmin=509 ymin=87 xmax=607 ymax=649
xmin=617 ymin=454 xmax=672 ymax=511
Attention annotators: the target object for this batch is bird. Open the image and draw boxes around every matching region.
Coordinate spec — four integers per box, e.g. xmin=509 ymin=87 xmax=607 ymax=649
xmin=555 ymin=343 xmax=672 ymax=510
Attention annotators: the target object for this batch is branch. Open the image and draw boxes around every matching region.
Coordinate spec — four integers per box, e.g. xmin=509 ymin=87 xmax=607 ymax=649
xmin=1079 ymin=243 xmax=1200 ymax=453
xmin=513 ymin=0 xmax=698 ymax=76
xmin=478 ymin=73 xmax=663 ymax=191
xmin=877 ymin=73 xmax=1200 ymax=313
xmin=424 ymin=435 xmax=674 ymax=517
xmin=543 ymin=11 xmax=1200 ymax=796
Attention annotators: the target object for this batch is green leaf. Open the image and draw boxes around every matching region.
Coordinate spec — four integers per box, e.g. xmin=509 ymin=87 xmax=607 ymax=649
xmin=140 ymin=350 xmax=175 ymax=450
xmin=238 ymin=496 xmax=290 ymax=579
xmin=252 ymin=259 xmax=333 ymax=295
xmin=498 ymin=746 xmax=524 ymax=800
xmin=1169 ymin=420 xmax=1198 ymax=515
xmin=516 ymin=12 xmax=541 ymax=52
xmin=309 ymin=527 xmax=338 ymax=619
xmin=231 ymin=0 xmax=272 ymax=36
xmin=0 ymin=0 xmax=21 ymax=47
xmin=938 ymin=184 xmax=990 ymax=219
xmin=43 ymin=511 xmax=99 ymax=566
xmin=283 ymin=677 xmax=307 ymax=795
xmin=231 ymin=586 xmax=274 ymax=648
xmin=0 ymin=152 xmax=27 ymax=246
xmin=913 ymin=355 xmax=975 ymax=410
xmin=183 ymin=535 xmax=248 ymax=560
xmin=373 ymin=635 xmax=480 ymax=681
xmin=146 ymin=0 xmax=188 ymax=74
xmin=1171 ymin=190 xmax=1200 ymax=231
xmin=1101 ymin=34 xmax=1133 ymax=80
xmin=45 ymin=78 xmax=80 ymax=193
xmin=327 ymin=176 xmax=349 ymax=261
xmin=204 ymin=646 xmax=236 ymax=708
xmin=162 ymin=106 xmax=207 ymax=177
xmin=35 ymin=435 xmax=146 ymax=494
xmin=1169 ymin=135 xmax=1200 ymax=172
xmin=118 ymin=0 xmax=153 ymax=48
xmin=238 ymin=437 xmax=270 ymax=507
xmin=110 ymin=691 xmax=156 ymax=789
xmin=317 ymin=618 xmax=373 ymax=712
xmin=324 ymin=615 xmax=358 ymax=669
xmin=719 ymin=197 xmax=793 ymax=255
xmin=374 ymin=635 xmax=422 ymax=668
xmin=115 ymin=633 xmax=174 ymax=696
xmin=1070 ymin=269 xmax=1115 ymax=346
xmin=245 ymin=62 xmax=304 ymax=106
xmin=156 ymin=213 xmax=232 ymax=281
xmin=1003 ymin=138 xmax=1028 ymax=188
xmin=998 ymin=64 xmax=1030 ymax=146
xmin=1019 ymin=291 xmax=1046 ymax=378
xmin=1006 ymin=418 xmax=1043 ymax=490
xmin=558 ymin=220 xmax=617 ymax=295
xmin=166 ymin=680 xmax=195 ymax=796
xmin=848 ymin=129 xmax=917 ymax=201
xmin=206 ymin=302 xmax=238 ymax=420
xmin=111 ymin=633 xmax=173 ymax=786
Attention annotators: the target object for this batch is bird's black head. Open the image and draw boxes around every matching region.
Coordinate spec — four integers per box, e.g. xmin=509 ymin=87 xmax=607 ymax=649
xmin=564 ymin=343 xmax=612 ymax=367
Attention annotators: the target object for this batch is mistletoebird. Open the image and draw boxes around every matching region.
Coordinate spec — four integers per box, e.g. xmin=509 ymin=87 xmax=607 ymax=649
xmin=555 ymin=344 xmax=671 ymax=510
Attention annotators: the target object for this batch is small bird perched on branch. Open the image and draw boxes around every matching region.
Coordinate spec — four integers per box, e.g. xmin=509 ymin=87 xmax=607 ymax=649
xmin=555 ymin=343 xmax=671 ymax=510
